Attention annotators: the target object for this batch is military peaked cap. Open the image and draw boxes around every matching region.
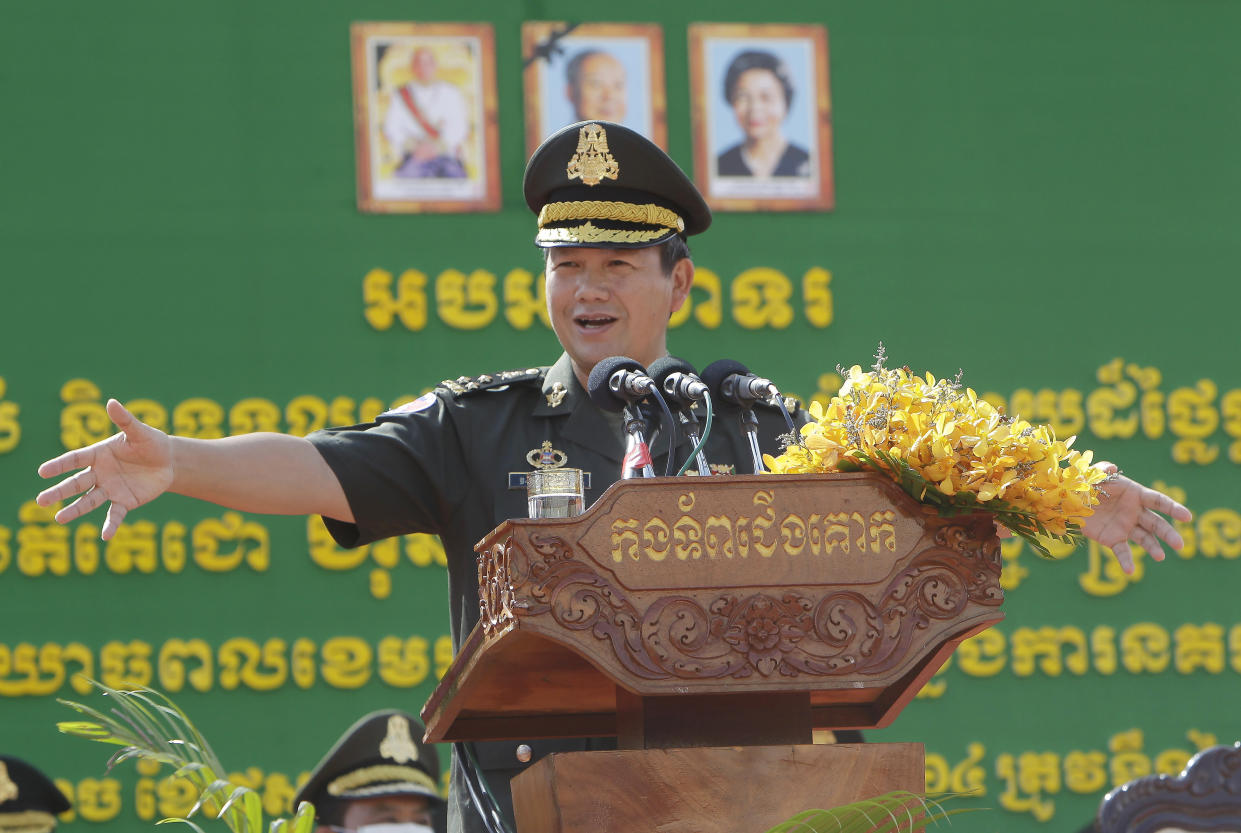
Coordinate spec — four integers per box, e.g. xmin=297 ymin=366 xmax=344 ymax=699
xmin=293 ymin=711 xmax=444 ymax=812
xmin=0 ymin=757 xmax=71 ymax=833
xmin=523 ymin=120 xmax=711 ymax=248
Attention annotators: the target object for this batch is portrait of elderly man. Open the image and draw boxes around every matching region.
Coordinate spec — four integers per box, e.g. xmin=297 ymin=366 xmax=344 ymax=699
xmin=564 ymin=48 xmax=628 ymax=123
xmin=382 ymin=46 xmax=469 ymax=179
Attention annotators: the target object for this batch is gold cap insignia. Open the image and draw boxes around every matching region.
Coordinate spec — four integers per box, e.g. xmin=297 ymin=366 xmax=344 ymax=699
xmin=566 ymin=124 xmax=619 ymax=186
xmin=378 ymin=715 xmax=419 ymax=764
xmin=545 ymin=382 xmax=567 ymax=408
xmin=0 ymin=761 xmax=17 ymax=804
xmin=527 ymin=441 xmax=568 ymax=469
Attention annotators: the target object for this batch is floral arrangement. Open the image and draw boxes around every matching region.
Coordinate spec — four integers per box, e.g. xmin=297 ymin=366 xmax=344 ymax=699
xmin=765 ymin=346 xmax=1110 ymax=557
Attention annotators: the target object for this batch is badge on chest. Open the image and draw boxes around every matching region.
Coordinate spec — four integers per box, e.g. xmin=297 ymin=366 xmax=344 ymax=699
xmin=509 ymin=442 xmax=593 ymax=490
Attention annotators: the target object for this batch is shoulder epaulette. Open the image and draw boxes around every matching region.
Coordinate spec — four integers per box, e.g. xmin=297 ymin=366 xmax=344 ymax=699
xmin=437 ymin=367 xmax=546 ymax=397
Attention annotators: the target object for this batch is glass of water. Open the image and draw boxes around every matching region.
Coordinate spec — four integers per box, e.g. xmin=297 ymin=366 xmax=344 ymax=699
xmin=526 ymin=466 xmax=585 ymax=519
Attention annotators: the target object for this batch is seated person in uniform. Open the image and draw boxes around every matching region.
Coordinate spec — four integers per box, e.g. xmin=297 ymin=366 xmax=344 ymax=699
xmin=295 ymin=710 xmax=444 ymax=833
xmin=0 ymin=756 xmax=72 ymax=833
xmin=36 ymin=121 xmax=1191 ymax=833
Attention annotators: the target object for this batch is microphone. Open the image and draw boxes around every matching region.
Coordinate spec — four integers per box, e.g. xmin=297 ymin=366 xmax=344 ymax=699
xmin=700 ymin=359 xmax=778 ymax=408
xmin=647 ymin=356 xmax=713 ymax=476
xmin=587 ymin=356 xmax=657 ymax=411
xmin=587 ymin=356 xmax=676 ymax=478
xmin=647 ymin=356 xmax=708 ymax=408
xmin=701 ymin=359 xmax=785 ymax=474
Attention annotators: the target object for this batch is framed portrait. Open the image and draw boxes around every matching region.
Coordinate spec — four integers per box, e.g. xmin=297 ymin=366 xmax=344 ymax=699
xmin=522 ymin=22 xmax=667 ymax=156
xmin=688 ymin=23 xmax=834 ymax=212
xmin=350 ymin=22 xmax=500 ymax=213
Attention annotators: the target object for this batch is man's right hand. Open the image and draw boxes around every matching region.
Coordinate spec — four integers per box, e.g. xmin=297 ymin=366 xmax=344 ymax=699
xmin=37 ymin=399 xmax=174 ymax=540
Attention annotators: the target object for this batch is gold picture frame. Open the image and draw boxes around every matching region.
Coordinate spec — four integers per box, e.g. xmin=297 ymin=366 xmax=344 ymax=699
xmin=350 ymin=21 xmax=500 ymax=213
xmin=522 ymin=21 xmax=667 ymax=156
xmin=689 ymin=23 xmax=834 ymax=212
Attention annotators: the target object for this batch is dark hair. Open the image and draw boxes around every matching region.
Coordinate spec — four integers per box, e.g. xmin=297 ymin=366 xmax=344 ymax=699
xmin=565 ymin=49 xmax=607 ymax=96
xmin=657 ymin=234 xmax=691 ymax=275
xmin=722 ymin=50 xmax=794 ymax=109
xmin=543 ymin=235 xmax=691 ymax=276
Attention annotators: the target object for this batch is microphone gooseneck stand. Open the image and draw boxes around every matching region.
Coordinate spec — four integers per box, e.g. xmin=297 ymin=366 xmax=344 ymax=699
xmin=677 ymin=403 xmax=713 ymax=477
xmin=620 ymin=404 xmax=656 ymax=479
xmin=739 ymin=406 xmax=766 ymax=474
xmin=647 ymin=356 xmax=715 ymax=477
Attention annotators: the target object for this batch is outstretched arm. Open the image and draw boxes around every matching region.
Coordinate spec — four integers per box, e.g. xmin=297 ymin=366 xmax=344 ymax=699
xmin=37 ymin=399 xmax=352 ymax=539
xmin=1081 ymin=462 xmax=1192 ymax=575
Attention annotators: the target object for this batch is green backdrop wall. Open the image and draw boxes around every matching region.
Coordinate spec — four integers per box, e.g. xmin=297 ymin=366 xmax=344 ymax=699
xmin=3 ymin=2 xmax=1240 ymax=831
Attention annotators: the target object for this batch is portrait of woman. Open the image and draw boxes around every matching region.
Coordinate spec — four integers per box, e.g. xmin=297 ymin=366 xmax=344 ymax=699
xmin=689 ymin=23 xmax=833 ymax=212
xmin=716 ymin=50 xmax=809 ymax=179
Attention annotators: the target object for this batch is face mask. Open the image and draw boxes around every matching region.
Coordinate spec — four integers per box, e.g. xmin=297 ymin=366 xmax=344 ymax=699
xmin=355 ymin=824 xmax=434 ymax=833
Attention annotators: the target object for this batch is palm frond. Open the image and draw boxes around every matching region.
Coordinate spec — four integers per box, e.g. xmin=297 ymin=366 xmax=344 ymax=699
xmin=761 ymin=791 xmax=983 ymax=833
xmin=58 ymin=680 xmax=317 ymax=833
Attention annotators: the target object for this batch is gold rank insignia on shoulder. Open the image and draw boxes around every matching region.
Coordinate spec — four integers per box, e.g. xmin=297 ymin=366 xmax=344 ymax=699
xmin=439 ymin=368 xmax=544 ymax=397
xmin=378 ymin=714 xmax=419 ymax=764
xmin=566 ymin=123 xmax=619 ymax=186
xmin=0 ymin=761 xmax=18 ymax=803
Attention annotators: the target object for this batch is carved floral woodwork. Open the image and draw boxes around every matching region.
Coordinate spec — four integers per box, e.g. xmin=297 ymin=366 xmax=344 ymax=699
xmin=476 ymin=473 xmax=1002 ymax=691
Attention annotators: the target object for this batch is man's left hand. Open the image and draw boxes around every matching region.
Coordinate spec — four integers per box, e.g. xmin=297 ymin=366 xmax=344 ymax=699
xmin=1081 ymin=461 xmax=1192 ymax=575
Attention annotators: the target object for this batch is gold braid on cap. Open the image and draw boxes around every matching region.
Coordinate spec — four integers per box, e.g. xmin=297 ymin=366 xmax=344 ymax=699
xmin=0 ymin=811 xmax=57 ymax=833
xmin=537 ymin=200 xmax=684 ymax=233
xmin=327 ymin=765 xmax=438 ymax=797
xmin=536 ymin=222 xmax=670 ymax=245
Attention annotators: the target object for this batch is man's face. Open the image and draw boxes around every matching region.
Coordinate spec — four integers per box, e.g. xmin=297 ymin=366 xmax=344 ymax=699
xmin=412 ymin=49 xmax=437 ymax=84
xmin=568 ymin=53 xmax=627 ymax=122
xmin=322 ymin=795 xmax=435 ymax=833
xmin=545 ymin=245 xmax=692 ymax=387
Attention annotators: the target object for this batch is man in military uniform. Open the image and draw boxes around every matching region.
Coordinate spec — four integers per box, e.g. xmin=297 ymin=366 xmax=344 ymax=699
xmin=36 ymin=121 xmax=1193 ymax=833
xmin=295 ymin=710 xmax=445 ymax=833
xmin=0 ymin=756 xmax=71 ymax=833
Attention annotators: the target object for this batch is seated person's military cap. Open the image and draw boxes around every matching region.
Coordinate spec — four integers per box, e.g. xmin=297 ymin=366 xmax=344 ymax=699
xmin=293 ymin=710 xmax=444 ymax=820
xmin=523 ymin=120 xmax=711 ymax=248
xmin=0 ymin=756 xmax=71 ymax=833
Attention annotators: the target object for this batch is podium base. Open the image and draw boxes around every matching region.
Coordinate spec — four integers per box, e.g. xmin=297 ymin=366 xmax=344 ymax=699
xmin=511 ymin=742 xmax=925 ymax=833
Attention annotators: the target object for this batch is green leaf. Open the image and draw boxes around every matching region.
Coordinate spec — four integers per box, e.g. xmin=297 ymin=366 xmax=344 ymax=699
xmin=760 ymin=791 xmax=984 ymax=833
xmin=218 ymin=786 xmax=264 ymax=833
xmin=157 ymin=817 xmax=209 ymax=833
xmin=288 ymin=801 xmax=317 ymax=833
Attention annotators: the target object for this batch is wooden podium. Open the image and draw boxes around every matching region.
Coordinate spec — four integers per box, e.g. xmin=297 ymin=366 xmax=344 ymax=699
xmin=422 ymin=472 xmax=1003 ymax=832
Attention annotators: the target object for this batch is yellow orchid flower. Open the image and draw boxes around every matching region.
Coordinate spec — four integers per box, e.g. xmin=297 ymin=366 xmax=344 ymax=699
xmin=763 ymin=355 xmax=1106 ymax=556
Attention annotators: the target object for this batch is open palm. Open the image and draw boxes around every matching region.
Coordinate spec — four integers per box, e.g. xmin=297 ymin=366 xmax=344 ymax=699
xmin=37 ymin=399 xmax=174 ymax=539
xmin=1081 ymin=462 xmax=1192 ymax=574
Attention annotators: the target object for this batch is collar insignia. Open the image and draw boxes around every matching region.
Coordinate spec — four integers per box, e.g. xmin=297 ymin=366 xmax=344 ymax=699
xmin=379 ymin=715 xmax=419 ymax=764
xmin=0 ymin=761 xmax=17 ymax=803
xmin=566 ymin=124 xmax=619 ymax=187
xmin=545 ymin=382 xmax=567 ymax=408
